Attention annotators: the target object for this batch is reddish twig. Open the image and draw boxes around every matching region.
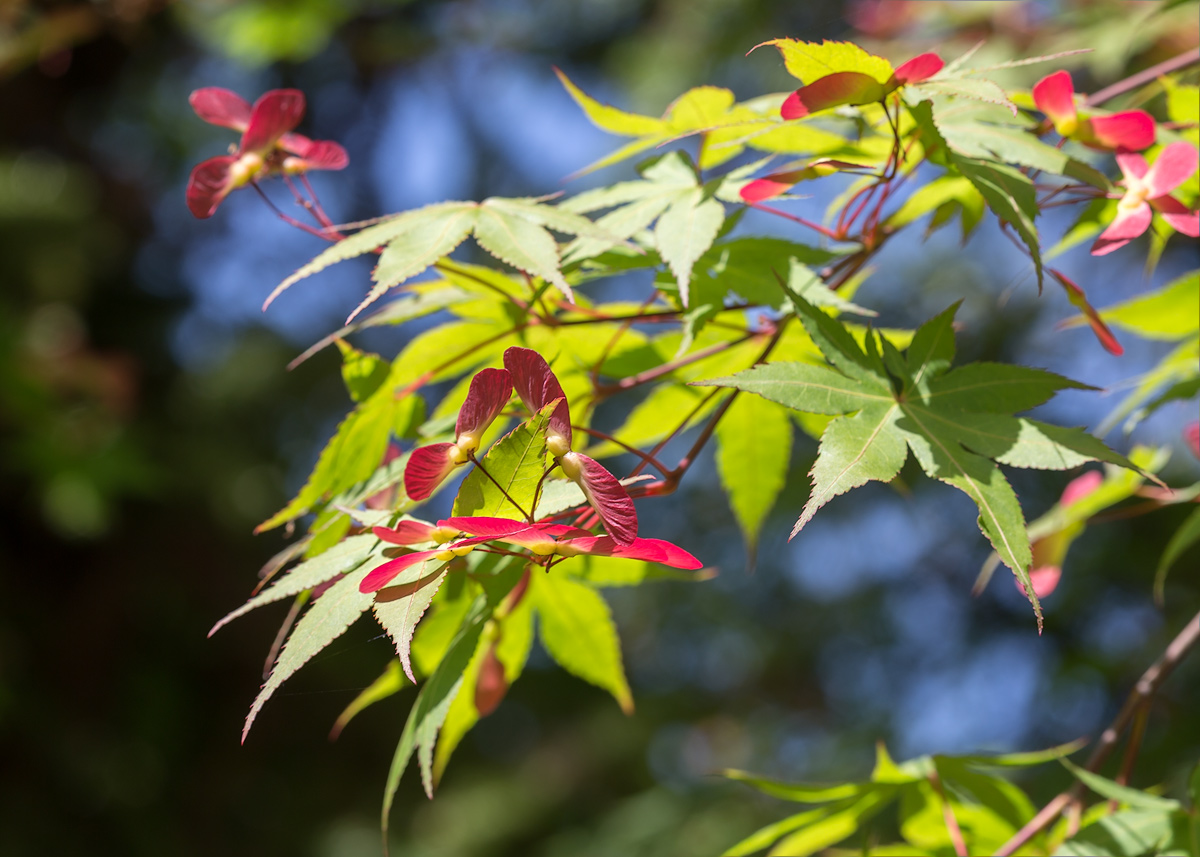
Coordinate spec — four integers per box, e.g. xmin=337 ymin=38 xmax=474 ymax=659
xmin=1085 ymin=47 xmax=1200 ymax=107
xmin=993 ymin=609 xmax=1200 ymax=856
xmin=929 ymin=771 xmax=969 ymax=857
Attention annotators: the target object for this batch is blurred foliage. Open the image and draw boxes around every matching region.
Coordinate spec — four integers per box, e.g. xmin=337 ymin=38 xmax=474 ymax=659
xmin=0 ymin=2 xmax=1198 ymax=856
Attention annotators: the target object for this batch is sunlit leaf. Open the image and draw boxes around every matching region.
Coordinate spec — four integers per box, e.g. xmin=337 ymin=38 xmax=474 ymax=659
xmin=533 ymin=572 xmax=633 ymax=713
xmin=698 ymin=299 xmax=1131 ymax=627
xmin=757 ymin=39 xmax=895 ymax=85
xmin=1155 ymin=507 xmax=1200 ymax=603
xmin=244 ymin=567 xmax=376 ymax=741
xmin=209 ymin=534 xmax=380 ymax=635
xmin=715 ymin=391 xmax=793 ymax=555
xmin=453 ymin=407 xmax=550 ymax=520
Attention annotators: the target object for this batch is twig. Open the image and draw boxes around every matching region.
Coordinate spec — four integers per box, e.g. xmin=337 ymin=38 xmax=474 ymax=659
xmin=466 ymin=451 xmax=533 ymax=522
xmin=595 ymin=333 xmax=754 ymax=398
xmin=1086 ymin=47 xmax=1200 ymax=107
xmin=993 ymin=609 xmax=1200 ymax=856
xmin=929 ymin=771 xmax=968 ymax=857
xmin=572 ymin=425 xmax=671 ymax=476
xmin=1110 ymin=705 xmax=1149 ymax=811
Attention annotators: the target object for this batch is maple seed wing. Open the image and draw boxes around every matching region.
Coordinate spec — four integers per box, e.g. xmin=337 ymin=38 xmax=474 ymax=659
xmin=241 ymin=89 xmax=306 ymax=154
xmin=359 ymin=551 xmax=436 ymax=593
xmin=563 ymin=453 xmax=638 ymax=545
xmin=502 ymin=347 xmax=572 ymax=443
xmin=440 ymin=516 xmax=531 ymax=538
xmin=456 ymin=368 xmax=514 ymax=441
xmin=474 ymin=645 xmax=509 ymax=717
xmin=740 ymin=169 xmax=812 ymax=203
xmin=1087 ymin=112 xmax=1156 ymax=152
xmin=291 ymin=139 xmax=350 ymax=171
xmin=781 ymin=72 xmax=887 ymax=119
xmin=373 ymin=521 xmax=438 ymax=546
xmin=891 ymin=53 xmax=944 ymax=85
xmin=186 ymin=155 xmax=237 ymax=218
xmin=1091 ymin=202 xmax=1152 ymax=256
xmin=1142 ymin=141 xmax=1200 ymax=198
xmin=403 ymin=443 xmax=458 ymax=501
xmin=1032 ymin=70 xmax=1077 ymax=126
xmin=1152 ymin=196 xmax=1200 ymax=237
xmin=189 ymin=87 xmax=253 ymax=130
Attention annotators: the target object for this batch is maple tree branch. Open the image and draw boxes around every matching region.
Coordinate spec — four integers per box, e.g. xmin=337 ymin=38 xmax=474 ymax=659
xmin=431 ymin=261 xmax=531 ymax=314
xmin=1111 ymin=704 xmax=1149 ymax=811
xmin=748 ymin=201 xmax=842 ymax=240
xmin=253 ymin=183 xmax=339 ymax=241
xmin=665 ymin=319 xmax=788 ymax=484
xmin=1085 ymin=47 xmax=1200 ymax=107
xmin=929 ymin=770 xmax=968 ymax=857
xmin=993 ymin=608 xmax=1200 ymax=856
xmin=571 ymin=425 xmax=671 ymax=476
xmin=595 ymin=333 xmax=754 ymax=398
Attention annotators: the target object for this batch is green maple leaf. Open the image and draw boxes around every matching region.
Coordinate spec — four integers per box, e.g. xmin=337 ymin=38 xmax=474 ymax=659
xmin=263 ymin=196 xmax=616 ymax=323
xmin=698 ymin=298 xmax=1140 ymax=627
xmin=560 ymin=152 xmax=728 ymax=307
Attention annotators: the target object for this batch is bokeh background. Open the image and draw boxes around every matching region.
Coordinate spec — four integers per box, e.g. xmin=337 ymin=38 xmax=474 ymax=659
xmin=1 ymin=1 xmax=1198 ymax=854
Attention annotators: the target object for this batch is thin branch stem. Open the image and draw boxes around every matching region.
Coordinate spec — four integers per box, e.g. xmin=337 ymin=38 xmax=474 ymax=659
xmin=662 ymin=319 xmax=789 ymax=485
xmin=628 ymin=388 xmax=723 ymax=481
xmin=432 ymin=261 xmax=530 ymax=314
xmin=929 ymin=771 xmax=968 ymax=857
xmin=993 ymin=609 xmax=1200 ymax=856
xmin=252 ymin=183 xmax=337 ymax=241
xmin=571 ymin=425 xmax=671 ymax=476
xmin=299 ymin=173 xmax=337 ymax=230
xmin=748 ymin=201 xmax=843 ymax=240
xmin=596 ymin=333 xmax=754 ymax=398
xmin=1086 ymin=47 xmax=1200 ymax=107
xmin=467 ymin=452 xmax=533 ymax=523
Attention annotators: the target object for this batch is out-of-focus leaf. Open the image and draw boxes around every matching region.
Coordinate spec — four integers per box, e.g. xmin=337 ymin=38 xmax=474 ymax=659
xmin=1048 ymin=197 xmax=1118 ymax=259
xmin=330 ymin=660 xmax=406 ymax=740
xmin=432 ymin=587 xmax=535 ymax=783
xmin=721 ymin=806 xmax=840 ymax=857
xmin=1101 ymin=339 xmax=1199 ymax=434
xmin=723 ymin=770 xmax=868 ymax=803
xmin=565 ymin=553 xmax=715 ymax=586
xmin=1055 ymin=808 xmax=1178 ymax=856
xmin=689 ymin=238 xmax=844 ymax=310
xmin=954 ymin=738 xmax=1088 ymax=768
xmin=953 ymin=155 xmax=1043 ymax=289
xmin=887 ymin=175 xmax=978 ymax=230
xmin=1156 ymin=507 xmax=1200 ymax=604
xmin=382 ymin=556 xmax=524 ymax=821
xmin=1063 ymin=270 xmax=1198 ymax=341
xmin=1062 ymin=760 xmax=1181 ymax=811
xmin=336 ymin=340 xmax=390 ymax=402
xmin=908 ymin=78 xmax=1018 ymax=113
xmin=769 ymin=788 xmax=896 ymax=856
xmin=553 ymin=67 xmax=665 ymax=136
xmin=532 ymin=572 xmax=633 ymax=713
xmin=715 ymin=391 xmax=792 ymax=555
